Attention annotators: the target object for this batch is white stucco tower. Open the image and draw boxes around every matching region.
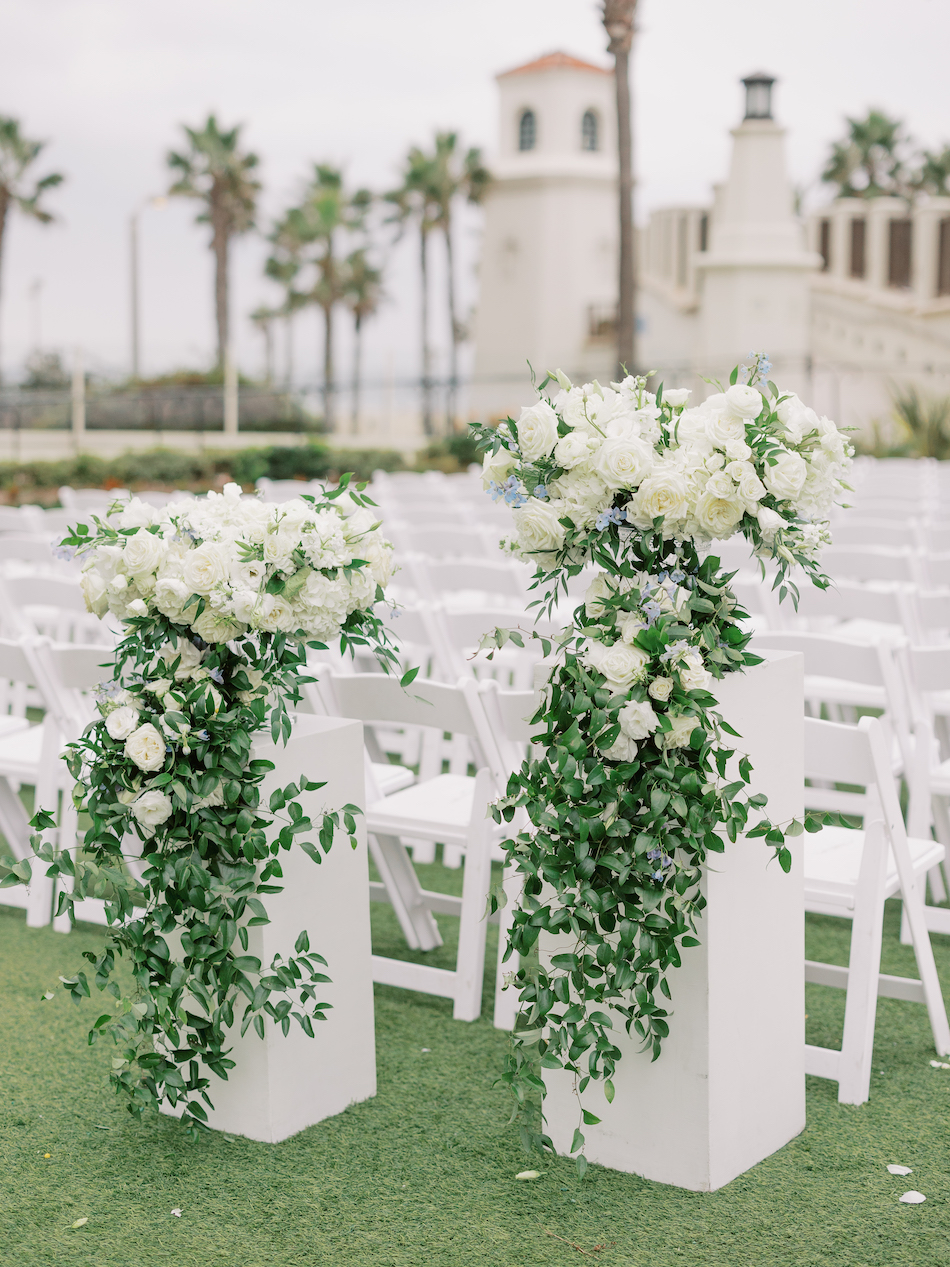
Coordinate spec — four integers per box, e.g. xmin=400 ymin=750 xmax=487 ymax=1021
xmin=472 ymin=52 xmax=618 ymax=419
xmin=696 ymin=74 xmax=820 ymax=392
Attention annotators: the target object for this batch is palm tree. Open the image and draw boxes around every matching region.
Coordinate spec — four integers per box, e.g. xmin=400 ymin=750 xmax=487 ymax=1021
xmin=299 ymin=165 xmax=371 ymax=432
xmin=822 ymin=111 xmax=909 ymax=199
xmin=167 ymin=114 xmax=260 ymax=370
xmin=603 ymin=0 xmax=638 ymax=377
xmin=0 ymin=116 xmax=63 ymax=383
xmin=386 ymin=149 xmax=441 ymax=437
xmin=250 ymin=306 xmax=276 ymax=385
xmin=343 ymin=247 xmax=383 ymax=435
xmin=265 ymin=205 xmax=310 ymax=388
xmin=427 ymin=133 xmax=491 ymax=431
xmin=913 ymin=146 xmax=950 ymax=197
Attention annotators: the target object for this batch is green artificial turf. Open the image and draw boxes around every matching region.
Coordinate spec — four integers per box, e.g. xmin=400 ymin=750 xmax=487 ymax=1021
xmin=3 ymin=867 xmax=950 ymax=1267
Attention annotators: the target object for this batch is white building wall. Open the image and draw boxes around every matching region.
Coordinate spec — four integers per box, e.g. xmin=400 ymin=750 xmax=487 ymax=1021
xmin=472 ymin=55 xmax=619 ymax=419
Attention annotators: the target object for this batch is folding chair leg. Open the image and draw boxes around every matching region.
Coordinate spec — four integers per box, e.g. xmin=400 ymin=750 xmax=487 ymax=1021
xmin=52 ymin=795 xmax=78 ymax=935
xmin=0 ymin=777 xmax=31 ymax=862
xmin=899 ymin=866 xmax=950 ymax=1058
xmin=493 ymin=862 xmax=523 ymax=1031
xmin=368 ymin=832 xmax=443 ymax=952
xmin=452 ymin=770 xmax=493 ymax=1022
xmin=836 ymin=822 xmax=889 ymax=1105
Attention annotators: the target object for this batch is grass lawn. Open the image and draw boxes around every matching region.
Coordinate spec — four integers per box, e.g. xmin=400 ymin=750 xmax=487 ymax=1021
xmin=2 ymin=864 xmax=950 ymax=1267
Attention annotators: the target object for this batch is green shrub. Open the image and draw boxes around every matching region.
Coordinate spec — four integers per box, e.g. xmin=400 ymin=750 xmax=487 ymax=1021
xmin=412 ymin=433 xmax=481 ymax=473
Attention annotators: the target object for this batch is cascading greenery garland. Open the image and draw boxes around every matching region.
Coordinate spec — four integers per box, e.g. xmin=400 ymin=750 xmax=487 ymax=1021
xmin=471 ymin=356 xmax=853 ymax=1169
xmin=2 ymin=480 xmax=401 ymax=1137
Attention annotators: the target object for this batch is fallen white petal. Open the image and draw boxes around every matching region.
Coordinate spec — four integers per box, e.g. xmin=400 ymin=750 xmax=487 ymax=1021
xmin=170 ymin=1209 xmax=182 ymax=1217
xmin=887 ymin=1165 xmax=912 ymax=1175
xmin=900 ymin=1191 xmax=926 ymax=1204
xmin=929 ymin=1060 xmax=950 ymax=1069
xmin=420 ymin=1048 xmax=431 ymax=1053
xmin=515 ymin=1170 xmax=540 ymax=1181
xmin=69 ymin=1218 xmax=88 ymax=1229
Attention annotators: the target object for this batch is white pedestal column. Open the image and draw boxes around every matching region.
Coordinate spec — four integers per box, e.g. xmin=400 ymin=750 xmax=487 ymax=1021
xmin=542 ymin=650 xmax=804 ymax=1191
xmin=165 ymin=713 xmax=376 ymax=1143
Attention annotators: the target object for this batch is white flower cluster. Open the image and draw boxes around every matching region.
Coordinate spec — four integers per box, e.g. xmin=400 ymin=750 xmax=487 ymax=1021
xmin=483 ymin=373 xmax=852 ymax=566
xmin=78 ymin=482 xmax=395 ymax=643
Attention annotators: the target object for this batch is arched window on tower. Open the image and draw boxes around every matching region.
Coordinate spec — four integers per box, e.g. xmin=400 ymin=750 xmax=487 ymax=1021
xmin=581 ymin=110 xmax=599 ymax=152
xmin=518 ymin=109 xmax=536 ymax=151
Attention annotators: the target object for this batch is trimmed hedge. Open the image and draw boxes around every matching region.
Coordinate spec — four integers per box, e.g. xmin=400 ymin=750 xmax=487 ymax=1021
xmin=0 ymin=444 xmax=406 ymax=504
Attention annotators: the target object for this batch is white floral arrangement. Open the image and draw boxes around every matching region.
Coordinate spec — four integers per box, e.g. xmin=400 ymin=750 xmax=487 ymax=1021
xmin=473 ymin=354 xmax=852 ymax=1170
xmin=8 ymin=478 xmax=400 ymax=1138
xmin=481 ymin=355 xmax=851 ymax=580
xmin=77 ymin=480 xmax=395 ymax=644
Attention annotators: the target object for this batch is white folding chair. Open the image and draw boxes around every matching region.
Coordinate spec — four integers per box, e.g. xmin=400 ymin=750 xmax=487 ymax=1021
xmin=803 ymin=714 xmax=950 ymax=1104
xmin=256 ymin=477 xmax=325 ymax=501
xmin=822 ymin=545 xmax=922 ymax=586
xmin=58 ymin=487 xmax=129 ymax=511
xmin=830 ymin=519 xmax=921 ymax=550
xmin=777 ymin=579 xmax=916 ymax=643
xmin=392 ymin=524 xmax=496 ymax=560
xmin=0 ymin=574 xmax=114 ymax=645
xmin=315 ymin=667 xmax=500 ymax=1021
xmin=407 ymin=556 xmax=531 ymax=605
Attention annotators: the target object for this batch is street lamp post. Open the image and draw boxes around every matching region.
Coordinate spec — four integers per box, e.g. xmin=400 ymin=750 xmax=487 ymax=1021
xmin=130 ymin=196 xmax=167 ymax=380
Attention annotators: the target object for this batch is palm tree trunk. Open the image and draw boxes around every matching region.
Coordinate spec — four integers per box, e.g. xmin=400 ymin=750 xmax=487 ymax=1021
xmin=614 ymin=43 xmax=635 ymax=376
xmin=0 ymin=191 xmax=8 ymax=386
xmin=351 ymin=312 xmax=362 ymax=435
xmin=322 ymin=302 xmax=335 ymax=431
xmin=212 ymin=205 xmax=229 ymax=372
xmin=445 ymin=216 xmax=458 ymax=434
xmin=604 ymin=0 xmax=637 ymax=377
xmin=420 ymin=223 xmax=433 ymax=437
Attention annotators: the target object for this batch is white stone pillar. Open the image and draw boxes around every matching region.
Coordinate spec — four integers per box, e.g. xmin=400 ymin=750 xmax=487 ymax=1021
xmin=165 ymin=714 xmax=376 ymax=1142
xmin=542 ymin=650 xmax=804 ymax=1191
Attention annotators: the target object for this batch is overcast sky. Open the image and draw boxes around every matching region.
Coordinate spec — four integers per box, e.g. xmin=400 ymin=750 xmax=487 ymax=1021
xmin=0 ymin=0 xmax=947 ymax=391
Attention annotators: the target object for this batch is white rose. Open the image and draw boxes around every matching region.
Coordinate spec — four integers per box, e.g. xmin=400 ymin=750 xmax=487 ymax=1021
xmin=602 ymin=733 xmax=639 ymax=762
xmin=734 ymin=467 xmax=766 ymax=511
xmin=516 ymin=401 xmax=560 ymax=462
xmin=618 ymin=698 xmax=659 ymax=740
xmin=673 ymin=409 xmax=715 ymax=456
xmin=511 ymin=499 xmax=566 ymax=557
xmin=618 ymin=612 xmax=646 ymax=643
xmin=648 ymin=676 xmax=673 ymax=702
xmin=724 ymin=438 xmax=752 ymax=462
xmin=705 ymin=470 xmax=736 ymax=498
xmin=554 ymin=431 xmax=594 ymax=470
xmin=582 ymin=640 xmax=649 ymax=693
xmin=705 ymin=412 xmax=748 ymax=450
xmin=182 ymin=543 xmax=231 ymax=595
xmin=764 ymin=450 xmax=807 ymax=501
xmin=106 ymin=706 xmax=140 ymax=741
xmin=80 ymin=569 xmax=109 ymax=617
xmin=131 ymin=788 xmax=173 ymax=830
xmin=695 ymin=489 xmax=746 ymax=539
xmin=756 ymin=506 xmax=785 ymax=541
xmin=625 ymin=468 xmax=690 ymax=530
xmin=679 ymin=650 xmax=712 ymax=692
xmin=191 ymin=607 xmax=246 ymax=644
xmin=153 ymin=577 xmax=190 ymax=622
xmin=163 ymin=639 xmax=204 ymax=679
xmin=662 ymin=388 xmax=691 ymax=408
xmin=124 ymin=722 xmax=166 ymax=772
xmin=115 ymin=499 xmax=158 ymax=529
xmin=660 ymin=712 xmax=700 ymax=750
xmin=194 ymin=781 xmax=225 ymax=810
xmin=725 ymin=384 xmax=765 ymax=419
xmin=585 ymin=573 xmax=616 ymax=618
xmin=481 ymin=447 xmax=516 ymax=491
xmin=125 ymin=599 xmax=148 ymax=618
xmin=593 ymin=437 xmax=654 ymax=491
xmin=123 ymin=529 xmax=165 ymax=577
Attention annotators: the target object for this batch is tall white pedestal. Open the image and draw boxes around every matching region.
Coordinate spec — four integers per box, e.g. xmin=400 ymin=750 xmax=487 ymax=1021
xmin=542 ymin=650 xmax=804 ymax=1191
xmin=164 ymin=713 xmax=376 ymax=1143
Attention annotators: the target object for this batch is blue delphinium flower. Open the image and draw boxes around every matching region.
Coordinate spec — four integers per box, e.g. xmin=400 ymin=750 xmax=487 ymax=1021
xmin=642 ymin=600 xmax=663 ymax=626
xmin=208 ymin=667 xmax=225 ymax=685
xmin=533 ymin=485 xmax=549 ymax=500
xmin=502 ymin=475 xmax=527 ymax=508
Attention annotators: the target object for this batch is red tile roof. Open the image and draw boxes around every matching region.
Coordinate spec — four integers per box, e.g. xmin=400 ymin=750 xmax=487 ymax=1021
xmin=497 ymin=51 xmax=612 ymax=79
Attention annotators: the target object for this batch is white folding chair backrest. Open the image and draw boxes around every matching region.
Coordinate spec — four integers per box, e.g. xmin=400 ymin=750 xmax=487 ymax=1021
xmin=803 ymin=713 xmax=876 ymax=818
xmin=476 ymin=679 xmax=538 ymax=786
xmin=785 ymin=580 xmax=915 ymax=641
xmin=256 ymin=477 xmax=325 ymax=502
xmin=395 ymin=525 xmax=494 ymax=560
xmin=821 ymin=546 xmax=919 ymax=585
xmin=830 ymin=519 xmax=920 ymax=550
xmin=910 ymin=590 xmax=950 ymax=646
xmin=0 ymin=535 xmax=61 ymax=566
xmin=408 ymin=556 xmax=529 ymax=603
xmin=29 ymin=641 xmax=112 ymax=740
xmin=59 ymin=487 xmax=129 ymax=511
xmin=752 ymin=630 xmax=912 ymax=774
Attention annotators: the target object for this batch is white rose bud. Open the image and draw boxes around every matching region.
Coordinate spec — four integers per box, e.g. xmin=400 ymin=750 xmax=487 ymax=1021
xmin=516 ymin=401 xmax=560 ymax=462
xmin=618 ymin=698 xmax=659 ymax=740
xmin=125 ymin=599 xmax=148 ymax=618
xmin=756 ymin=506 xmax=785 ymax=541
xmin=660 ymin=712 xmax=700 ymax=749
xmin=648 ymin=676 xmax=673 ymax=702
xmin=124 ymin=722 xmax=167 ymax=772
xmin=79 ymin=569 xmax=109 ymax=617
xmin=602 ymin=733 xmax=639 ymax=762
xmin=105 ymin=706 xmax=140 ymax=741
xmin=724 ymin=384 xmax=765 ymax=419
xmin=662 ymin=388 xmax=691 ymax=408
xmin=131 ymin=788 xmax=173 ymax=830
xmin=481 ymin=446 xmax=516 ymax=490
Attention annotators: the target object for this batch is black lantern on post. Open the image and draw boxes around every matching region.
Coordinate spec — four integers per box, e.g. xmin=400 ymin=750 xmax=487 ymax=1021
xmin=741 ymin=72 xmax=775 ymax=121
